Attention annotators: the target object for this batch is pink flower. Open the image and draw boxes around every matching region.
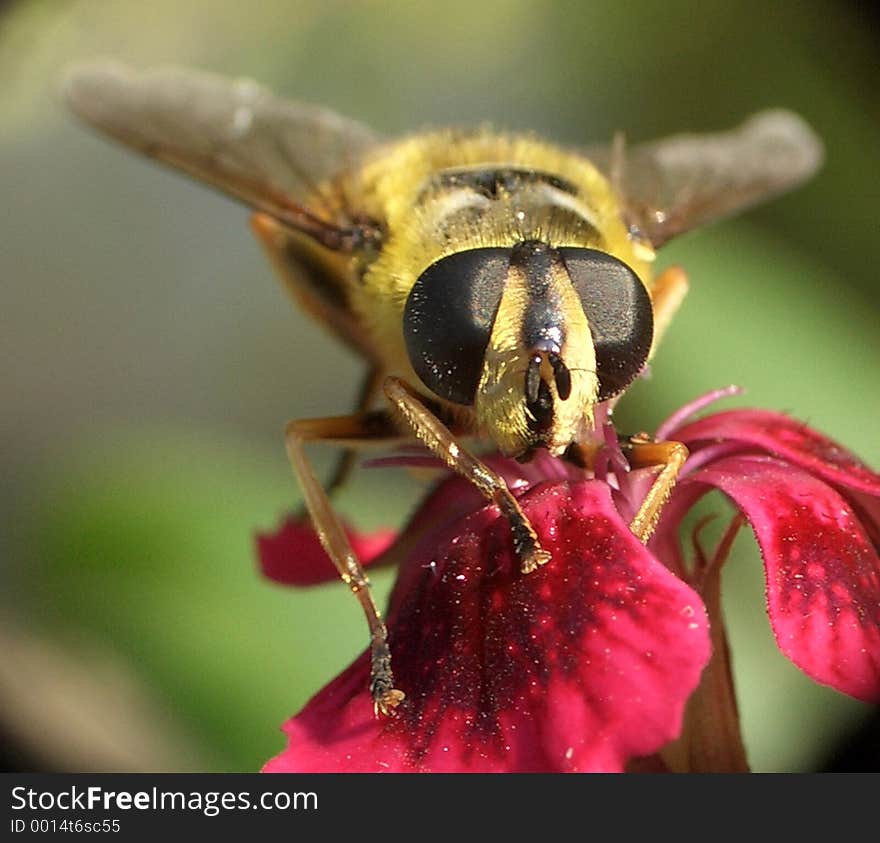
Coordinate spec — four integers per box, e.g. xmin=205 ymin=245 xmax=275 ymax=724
xmin=258 ymin=389 xmax=880 ymax=772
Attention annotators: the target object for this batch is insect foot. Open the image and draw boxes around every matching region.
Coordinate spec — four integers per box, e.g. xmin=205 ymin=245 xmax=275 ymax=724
xmin=516 ymin=527 xmax=552 ymax=574
xmin=370 ymin=638 xmax=405 ymax=717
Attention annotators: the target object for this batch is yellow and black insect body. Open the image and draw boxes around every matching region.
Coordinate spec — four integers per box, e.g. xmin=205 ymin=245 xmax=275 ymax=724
xmin=64 ymin=62 xmax=823 ymax=713
xmin=351 ymin=134 xmax=655 ymax=460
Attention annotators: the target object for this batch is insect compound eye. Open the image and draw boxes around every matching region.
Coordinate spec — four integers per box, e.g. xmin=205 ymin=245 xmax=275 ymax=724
xmin=404 ymin=248 xmax=511 ymax=405
xmin=557 ymin=248 xmax=654 ymax=402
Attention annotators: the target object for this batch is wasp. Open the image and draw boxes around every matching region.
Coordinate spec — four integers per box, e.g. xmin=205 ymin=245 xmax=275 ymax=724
xmin=64 ymin=62 xmax=822 ymax=714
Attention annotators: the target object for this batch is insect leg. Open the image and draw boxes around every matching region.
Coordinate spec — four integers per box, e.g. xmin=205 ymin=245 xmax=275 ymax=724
xmin=384 ymin=376 xmax=552 ymax=574
xmin=324 ymin=367 xmax=385 ymax=498
xmin=650 ymin=265 xmax=689 ymax=353
xmin=285 ymin=411 xmax=405 ymax=715
xmin=621 ymin=436 xmax=690 ymax=542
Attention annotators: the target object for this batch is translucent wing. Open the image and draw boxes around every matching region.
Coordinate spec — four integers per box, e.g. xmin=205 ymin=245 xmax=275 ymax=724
xmin=62 ymin=60 xmax=383 ymax=248
xmin=588 ymin=110 xmax=823 ymax=248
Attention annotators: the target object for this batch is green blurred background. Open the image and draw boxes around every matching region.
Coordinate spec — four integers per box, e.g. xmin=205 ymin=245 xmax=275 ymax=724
xmin=1 ymin=0 xmax=878 ymax=772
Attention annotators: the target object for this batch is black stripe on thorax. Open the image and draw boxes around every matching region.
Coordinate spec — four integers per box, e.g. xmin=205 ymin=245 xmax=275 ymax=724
xmin=425 ymin=167 xmax=579 ymax=201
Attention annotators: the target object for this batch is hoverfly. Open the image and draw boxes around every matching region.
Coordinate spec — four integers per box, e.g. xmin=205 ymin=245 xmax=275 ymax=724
xmin=64 ymin=62 xmax=822 ymax=714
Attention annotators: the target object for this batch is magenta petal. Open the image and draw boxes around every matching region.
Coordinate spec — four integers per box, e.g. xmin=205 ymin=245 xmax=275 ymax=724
xmin=682 ymin=454 xmax=880 ymax=702
xmin=264 ymin=480 xmax=710 ymax=772
xmin=257 ymin=516 xmax=395 ymax=586
xmin=673 ymin=409 xmax=880 ymax=497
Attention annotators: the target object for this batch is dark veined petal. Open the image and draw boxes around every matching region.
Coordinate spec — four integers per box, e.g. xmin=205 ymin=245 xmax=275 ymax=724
xmin=256 ymin=515 xmax=395 ymax=586
xmin=677 ymin=454 xmax=880 ymax=702
xmin=672 ymin=409 xmax=880 ymax=497
xmin=264 ymin=480 xmax=710 ymax=772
